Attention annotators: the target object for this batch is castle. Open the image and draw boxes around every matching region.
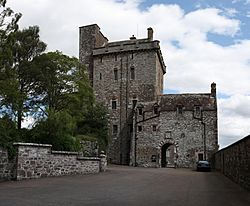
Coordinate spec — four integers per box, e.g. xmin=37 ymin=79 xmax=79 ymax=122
xmin=79 ymin=24 xmax=218 ymax=168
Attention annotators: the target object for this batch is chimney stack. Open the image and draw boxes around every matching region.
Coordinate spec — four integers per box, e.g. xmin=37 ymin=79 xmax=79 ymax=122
xmin=147 ymin=27 xmax=153 ymax=41
xmin=211 ymin=82 xmax=216 ymax=98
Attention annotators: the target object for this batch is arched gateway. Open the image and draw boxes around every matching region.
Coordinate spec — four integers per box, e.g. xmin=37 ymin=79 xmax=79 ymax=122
xmin=160 ymin=138 xmax=177 ymax=168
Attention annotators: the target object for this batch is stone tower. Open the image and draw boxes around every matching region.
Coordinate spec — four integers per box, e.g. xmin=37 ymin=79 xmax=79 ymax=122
xmin=79 ymin=24 xmax=218 ymax=167
xmin=79 ymin=24 xmax=166 ymax=165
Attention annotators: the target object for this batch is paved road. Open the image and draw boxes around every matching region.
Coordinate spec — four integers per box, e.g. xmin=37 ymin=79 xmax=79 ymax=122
xmin=0 ymin=165 xmax=249 ymax=206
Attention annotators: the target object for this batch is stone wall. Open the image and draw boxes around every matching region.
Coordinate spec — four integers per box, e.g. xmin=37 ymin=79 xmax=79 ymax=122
xmin=0 ymin=147 xmax=15 ymax=180
xmin=0 ymin=143 xmax=107 ymax=181
xmin=214 ymin=135 xmax=250 ymax=190
xmin=0 ymin=148 xmax=11 ymax=181
xmin=80 ymin=140 xmax=99 ymax=156
xmin=131 ymin=92 xmax=218 ymax=168
xmin=14 ymin=143 xmax=107 ymax=180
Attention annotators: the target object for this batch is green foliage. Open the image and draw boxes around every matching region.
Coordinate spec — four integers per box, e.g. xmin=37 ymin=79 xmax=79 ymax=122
xmin=77 ymin=103 xmax=108 ymax=151
xmin=31 ymin=110 xmax=81 ymax=151
xmin=0 ymin=116 xmax=18 ymax=159
xmin=0 ymin=3 xmax=108 ymax=154
xmin=30 ymin=51 xmax=93 ymax=118
xmin=0 ymin=25 xmax=46 ymax=129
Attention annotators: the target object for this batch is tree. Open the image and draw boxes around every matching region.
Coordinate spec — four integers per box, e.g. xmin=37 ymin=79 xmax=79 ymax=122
xmin=0 ymin=0 xmax=21 ymax=34
xmin=30 ymin=51 xmax=93 ymax=118
xmin=0 ymin=26 xmax=46 ymax=129
xmin=0 ymin=0 xmax=21 ymax=119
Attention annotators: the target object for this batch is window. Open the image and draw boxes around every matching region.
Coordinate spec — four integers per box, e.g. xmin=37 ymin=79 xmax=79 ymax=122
xmin=131 ymin=52 xmax=134 ymax=59
xmin=112 ymin=100 xmax=117 ymax=110
xmin=130 ymin=67 xmax=135 ymax=80
xmin=138 ymin=125 xmax=142 ymax=132
xmin=153 ymin=106 xmax=158 ymax=115
xmin=198 ymin=153 xmax=203 ymax=161
xmin=113 ymin=125 xmax=118 ymax=134
xmin=114 ymin=68 xmax=118 ymax=80
xmin=153 ymin=125 xmax=157 ymax=131
xmin=138 ymin=108 xmax=143 ymax=115
xmin=129 ymin=124 xmax=133 ymax=133
xmin=195 ymin=106 xmax=201 ymax=116
xmin=115 ymin=54 xmax=117 ymax=61
xmin=177 ymin=105 xmax=183 ymax=115
xmin=99 ymin=73 xmax=102 ymax=80
xmin=132 ymin=99 xmax=137 ymax=108
xmin=100 ymin=57 xmax=103 ymax=63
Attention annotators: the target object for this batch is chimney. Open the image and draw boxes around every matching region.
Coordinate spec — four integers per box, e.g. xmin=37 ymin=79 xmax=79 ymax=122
xmin=211 ymin=82 xmax=216 ymax=98
xmin=147 ymin=27 xmax=153 ymax=41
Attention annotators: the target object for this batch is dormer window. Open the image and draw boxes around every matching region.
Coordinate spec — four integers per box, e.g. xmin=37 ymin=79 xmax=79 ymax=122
xmin=177 ymin=105 xmax=183 ymax=115
xmin=194 ymin=106 xmax=201 ymax=117
xmin=153 ymin=104 xmax=159 ymax=115
xmin=138 ymin=108 xmax=143 ymax=115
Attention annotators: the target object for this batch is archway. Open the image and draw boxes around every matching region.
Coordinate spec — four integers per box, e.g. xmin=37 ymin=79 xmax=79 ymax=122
xmin=161 ymin=143 xmax=173 ymax=167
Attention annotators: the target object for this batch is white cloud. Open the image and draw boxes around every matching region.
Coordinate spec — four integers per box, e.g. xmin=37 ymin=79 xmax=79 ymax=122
xmin=223 ymin=8 xmax=238 ymax=17
xmin=218 ymin=95 xmax=250 ymax=148
xmin=6 ymin=0 xmax=250 ymax=148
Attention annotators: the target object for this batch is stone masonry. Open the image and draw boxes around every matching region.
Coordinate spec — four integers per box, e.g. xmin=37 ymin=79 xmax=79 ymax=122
xmin=0 ymin=143 xmax=107 ymax=181
xmin=215 ymin=135 xmax=250 ymax=191
xmin=0 ymin=147 xmax=15 ymax=180
xmin=14 ymin=143 xmax=106 ymax=180
xmin=79 ymin=24 xmax=218 ymax=167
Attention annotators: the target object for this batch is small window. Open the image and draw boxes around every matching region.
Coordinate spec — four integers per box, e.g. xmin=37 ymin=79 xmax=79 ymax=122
xmin=115 ymin=54 xmax=117 ymax=61
xmin=130 ymin=67 xmax=135 ymax=80
xmin=114 ymin=68 xmax=118 ymax=80
xmin=198 ymin=153 xmax=203 ymax=161
xmin=177 ymin=105 xmax=183 ymax=115
xmin=132 ymin=99 xmax=137 ymax=108
xmin=100 ymin=57 xmax=103 ymax=63
xmin=195 ymin=106 xmax=201 ymax=116
xmin=112 ymin=100 xmax=117 ymax=110
xmin=99 ymin=73 xmax=102 ymax=80
xmin=138 ymin=125 xmax=142 ymax=132
xmin=131 ymin=52 xmax=134 ymax=59
xmin=153 ymin=125 xmax=157 ymax=131
xmin=153 ymin=107 xmax=158 ymax=115
xmin=113 ymin=125 xmax=118 ymax=134
xmin=138 ymin=108 xmax=143 ymax=115
xmin=129 ymin=124 xmax=133 ymax=133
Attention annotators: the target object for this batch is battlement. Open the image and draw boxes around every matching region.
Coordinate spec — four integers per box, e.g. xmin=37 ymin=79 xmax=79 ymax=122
xmin=93 ymin=38 xmax=166 ymax=74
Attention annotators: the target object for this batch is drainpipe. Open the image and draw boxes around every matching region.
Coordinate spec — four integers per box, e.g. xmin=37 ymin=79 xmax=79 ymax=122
xmin=201 ymin=121 xmax=206 ymax=160
xmin=134 ymin=111 xmax=137 ymax=167
xmin=193 ymin=110 xmax=206 ymax=160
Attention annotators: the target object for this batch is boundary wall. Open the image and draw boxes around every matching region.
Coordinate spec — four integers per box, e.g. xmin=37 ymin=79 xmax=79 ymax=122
xmin=214 ymin=135 xmax=250 ymax=190
xmin=0 ymin=143 xmax=107 ymax=181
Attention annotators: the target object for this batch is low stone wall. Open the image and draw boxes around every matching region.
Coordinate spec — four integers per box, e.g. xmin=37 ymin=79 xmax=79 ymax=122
xmin=0 ymin=147 xmax=15 ymax=181
xmin=214 ymin=135 xmax=250 ymax=190
xmin=11 ymin=143 xmax=106 ymax=180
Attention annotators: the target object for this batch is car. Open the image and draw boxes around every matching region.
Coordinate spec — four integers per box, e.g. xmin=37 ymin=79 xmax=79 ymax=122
xmin=196 ymin=160 xmax=211 ymax=172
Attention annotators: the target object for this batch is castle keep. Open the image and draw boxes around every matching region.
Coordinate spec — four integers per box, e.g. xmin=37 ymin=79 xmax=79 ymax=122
xmin=79 ymin=24 xmax=218 ymax=168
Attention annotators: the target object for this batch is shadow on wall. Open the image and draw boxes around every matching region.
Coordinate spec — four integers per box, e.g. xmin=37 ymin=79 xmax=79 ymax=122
xmin=214 ymin=135 xmax=250 ymax=191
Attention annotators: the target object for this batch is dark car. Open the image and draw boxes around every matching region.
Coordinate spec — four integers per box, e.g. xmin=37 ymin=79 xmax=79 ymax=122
xmin=196 ymin=160 xmax=211 ymax=171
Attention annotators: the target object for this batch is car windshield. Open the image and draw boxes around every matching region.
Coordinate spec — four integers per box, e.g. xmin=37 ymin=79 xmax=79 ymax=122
xmin=198 ymin=161 xmax=209 ymax=164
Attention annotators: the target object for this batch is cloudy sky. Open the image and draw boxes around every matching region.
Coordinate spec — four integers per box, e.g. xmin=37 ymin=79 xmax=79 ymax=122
xmin=7 ymin=0 xmax=250 ymax=149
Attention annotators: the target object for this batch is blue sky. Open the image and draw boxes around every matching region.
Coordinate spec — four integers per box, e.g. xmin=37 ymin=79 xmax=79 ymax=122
xmin=8 ymin=0 xmax=250 ymax=149
xmin=140 ymin=0 xmax=250 ymax=46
